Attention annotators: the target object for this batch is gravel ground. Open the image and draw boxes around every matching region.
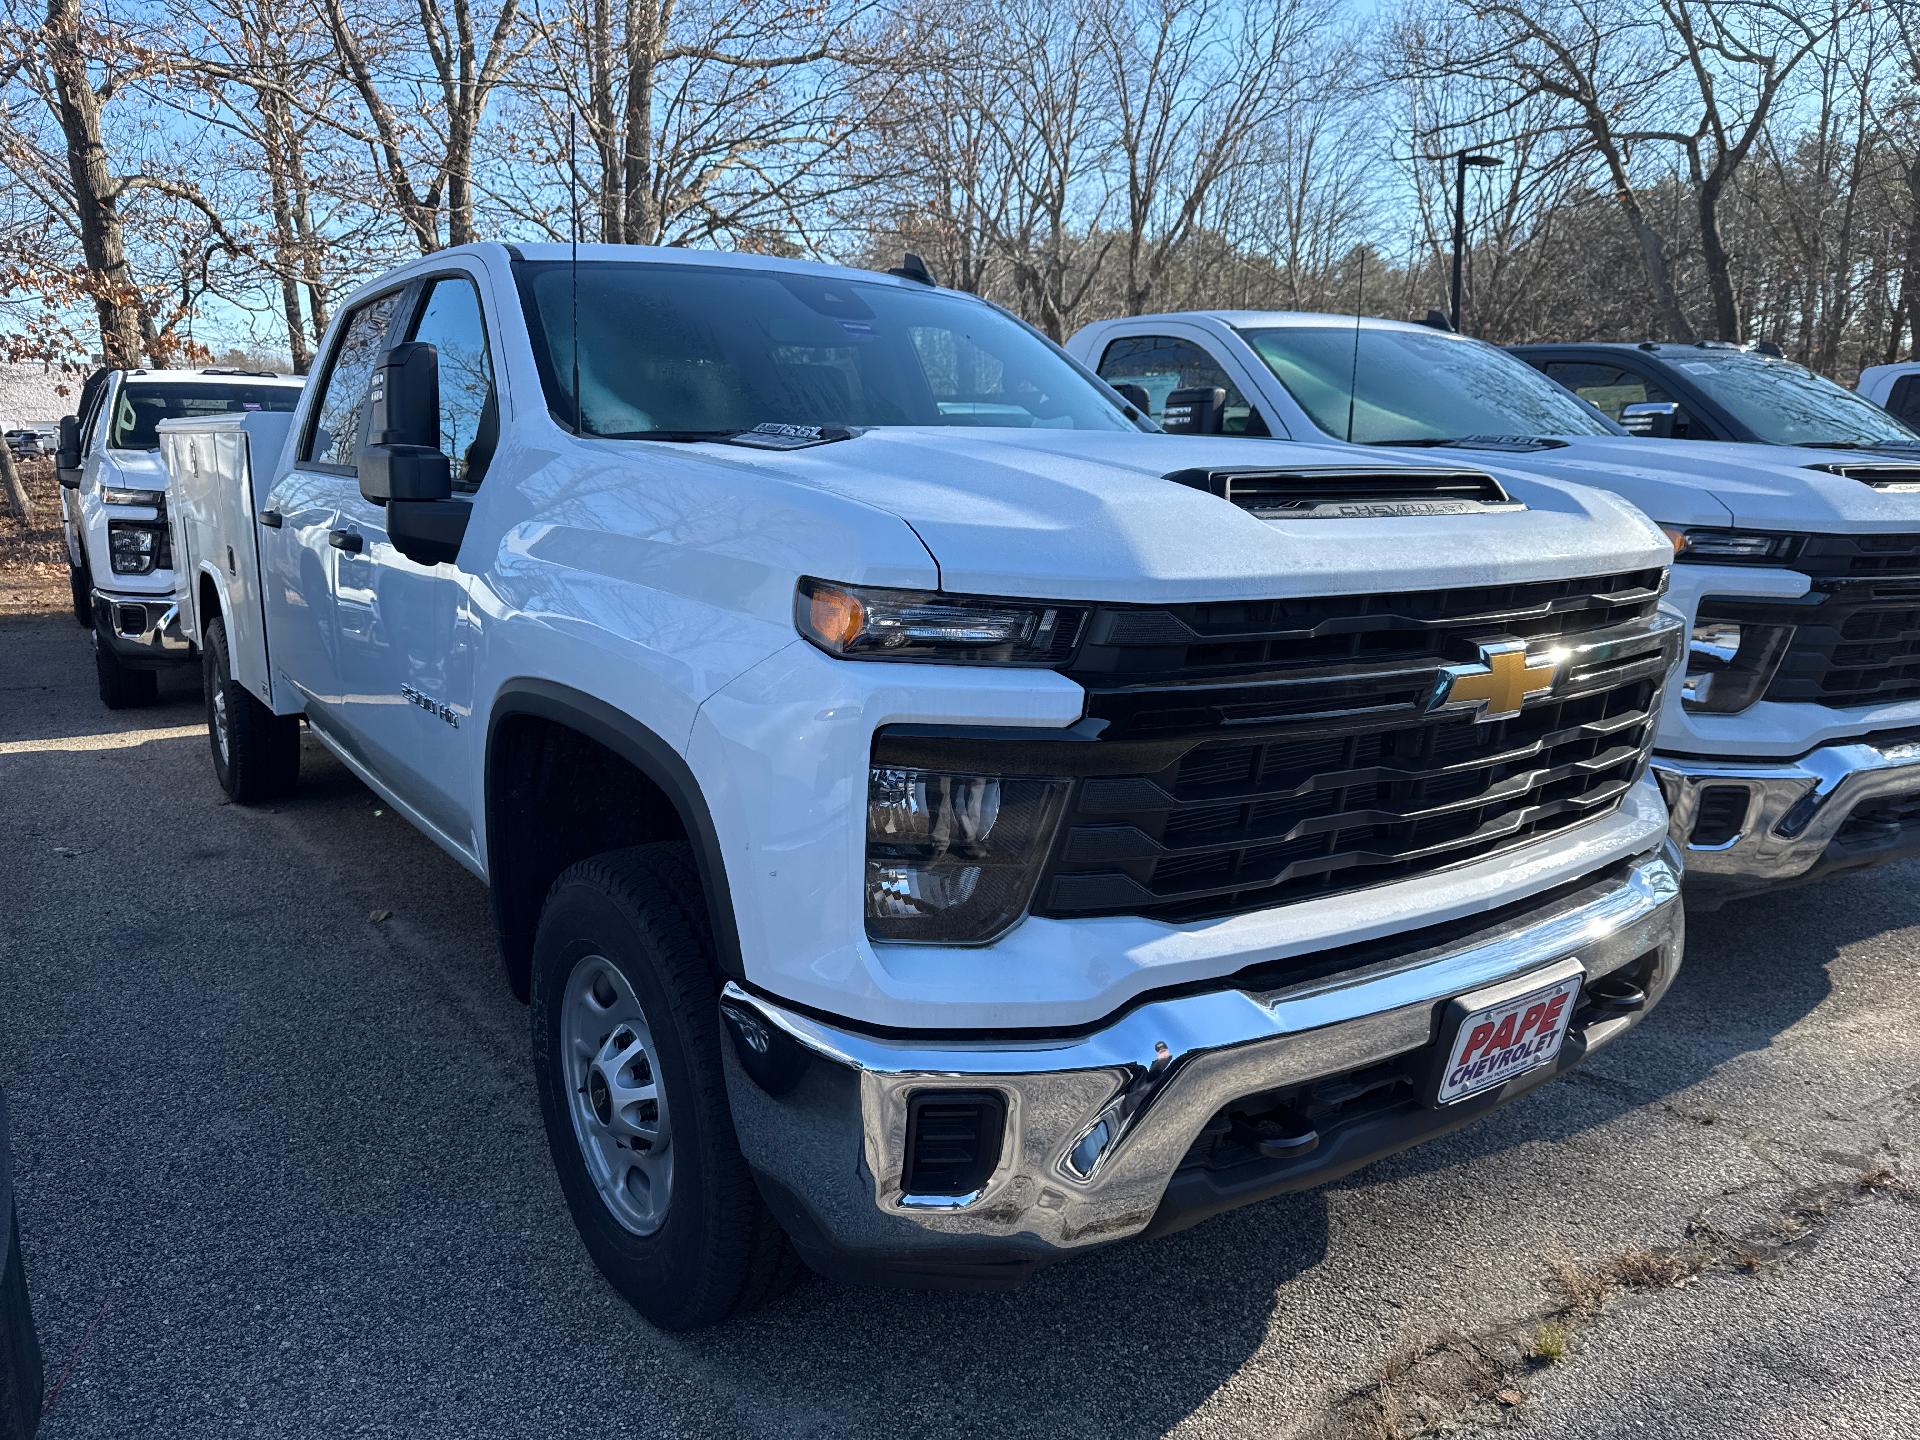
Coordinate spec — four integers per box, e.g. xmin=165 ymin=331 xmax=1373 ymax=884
xmin=1 ymin=610 xmax=1914 ymax=1439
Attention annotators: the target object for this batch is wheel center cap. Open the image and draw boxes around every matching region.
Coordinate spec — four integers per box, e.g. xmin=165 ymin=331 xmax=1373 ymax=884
xmin=587 ymin=1067 xmax=613 ymax=1126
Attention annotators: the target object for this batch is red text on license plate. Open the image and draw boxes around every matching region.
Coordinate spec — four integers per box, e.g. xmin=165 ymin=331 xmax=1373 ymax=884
xmin=1438 ymin=972 xmax=1582 ymax=1104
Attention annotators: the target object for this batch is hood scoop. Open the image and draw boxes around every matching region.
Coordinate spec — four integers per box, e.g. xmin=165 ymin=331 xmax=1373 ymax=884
xmin=1165 ymin=465 xmax=1521 ymax=520
xmin=1810 ymin=462 xmax=1920 ymax=492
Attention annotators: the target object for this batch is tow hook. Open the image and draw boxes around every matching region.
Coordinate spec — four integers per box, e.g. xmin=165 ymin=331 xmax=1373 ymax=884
xmin=1586 ymin=974 xmax=1649 ymax=1021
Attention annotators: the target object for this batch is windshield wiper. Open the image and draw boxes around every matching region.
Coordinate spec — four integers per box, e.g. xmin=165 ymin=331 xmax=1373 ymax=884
xmin=1801 ymin=439 xmax=1920 ymax=451
xmin=1367 ymin=435 xmax=1569 ymax=452
xmin=601 ymin=428 xmax=740 ymax=442
xmin=601 ymin=423 xmax=859 ymax=450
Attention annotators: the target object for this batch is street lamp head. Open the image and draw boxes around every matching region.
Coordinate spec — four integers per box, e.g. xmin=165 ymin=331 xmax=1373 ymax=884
xmin=1462 ymin=153 xmax=1503 ymax=168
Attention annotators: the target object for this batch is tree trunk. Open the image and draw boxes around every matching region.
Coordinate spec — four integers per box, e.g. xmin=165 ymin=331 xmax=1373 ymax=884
xmin=0 ymin=443 xmax=31 ymax=526
xmin=44 ymin=0 xmax=145 ymax=366
xmin=1695 ymin=177 xmax=1741 ymax=341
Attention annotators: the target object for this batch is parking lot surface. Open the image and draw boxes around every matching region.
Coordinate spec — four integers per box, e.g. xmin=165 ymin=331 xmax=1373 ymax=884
xmin=2 ymin=610 xmax=1915 ymax=1439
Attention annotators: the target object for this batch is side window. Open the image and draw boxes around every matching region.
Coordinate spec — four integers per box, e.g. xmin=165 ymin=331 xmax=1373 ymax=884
xmin=1886 ymin=375 xmax=1920 ymax=430
xmin=1540 ymin=361 xmax=1674 ymax=423
xmin=302 ymin=292 xmax=402 ymax=471
xmin=1096 ymin=334 xmax=1268 ymax=435
xmin=406 ymin=276 xmax=498 ymax=485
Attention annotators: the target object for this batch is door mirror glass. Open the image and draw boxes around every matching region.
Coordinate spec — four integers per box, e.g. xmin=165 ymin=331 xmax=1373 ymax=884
xmin=56 ymin=414 xmax=81 ymax=480
xmin=1620 ymin=400 xmax=1683 ymax=439
xmin=357 ymin=342 xmax=452 ymax=505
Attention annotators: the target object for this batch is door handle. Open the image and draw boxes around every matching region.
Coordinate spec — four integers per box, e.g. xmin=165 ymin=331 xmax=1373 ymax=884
xmin=258 ymin=508 xmax=283 ymax=528
xmin=328 ymin=528 xmax=364 ymax=554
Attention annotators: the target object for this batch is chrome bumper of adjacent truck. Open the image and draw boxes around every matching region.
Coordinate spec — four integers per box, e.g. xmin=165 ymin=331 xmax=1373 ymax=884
xmin=90 ymin=591 xmax=192 ymax=667
xmin=718 ymin=843 xmax=1684 ymax=1287
xmin=1657 ymin=736 xmax=1920 ymax=902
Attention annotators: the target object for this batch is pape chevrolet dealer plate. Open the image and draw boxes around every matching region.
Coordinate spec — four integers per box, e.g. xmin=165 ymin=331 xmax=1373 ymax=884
xmin=1434 ymin=964 xmax=1585 ymax=1105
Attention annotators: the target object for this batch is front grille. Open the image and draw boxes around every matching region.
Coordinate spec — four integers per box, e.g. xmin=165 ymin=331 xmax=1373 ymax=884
xmin=1030 ymin=570 xmax=1672 ymax=923
xmin=1745 ymin=536 xmax=1920 ymax=708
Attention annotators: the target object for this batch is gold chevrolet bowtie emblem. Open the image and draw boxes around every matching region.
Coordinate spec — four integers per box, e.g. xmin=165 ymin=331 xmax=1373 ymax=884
xmin=1430 ymin=642 xmax=1563 ymax=723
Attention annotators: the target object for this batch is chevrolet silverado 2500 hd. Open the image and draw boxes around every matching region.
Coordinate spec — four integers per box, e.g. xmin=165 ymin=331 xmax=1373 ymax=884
xmin=166 ymin=244 xmax=1683 ymax=1328
xmin=1072 ymin=312 xmax=1920 ymax=903
xmin=53 ymin=367 xmax=302 ymax=707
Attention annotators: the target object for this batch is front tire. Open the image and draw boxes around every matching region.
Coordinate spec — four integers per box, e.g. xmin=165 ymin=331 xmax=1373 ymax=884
xmin=92 ymin=624 xmax=157 ymax=709
xmin=531 ymin=844 xmax=795 ymax=1330
xmin=204 ymin=615 xmax=300 ymax=803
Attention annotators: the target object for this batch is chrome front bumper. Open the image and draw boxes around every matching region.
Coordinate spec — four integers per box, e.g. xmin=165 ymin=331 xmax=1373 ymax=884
xmin=720 ymin=844 xmax=1683 ymax=1285
xmin=1658 ymin=736 xmax=1920 ymax=901
xmin=91 ymin=591 xmax=192 ymax=667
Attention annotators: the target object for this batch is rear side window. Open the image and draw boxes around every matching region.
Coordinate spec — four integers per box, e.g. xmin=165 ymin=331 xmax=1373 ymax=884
xmin=302 ymin=293 xmax=402 ymax=471
xmin=1096 ymin=334 xmax=1267 ymax=435
xmin=108 ymin=382 xmax=298 ymax=450
xmin=1539 ymin=361 xmax=1674 ymax=422
xmin=1887 ymin=375 xmax=1920 ymax=430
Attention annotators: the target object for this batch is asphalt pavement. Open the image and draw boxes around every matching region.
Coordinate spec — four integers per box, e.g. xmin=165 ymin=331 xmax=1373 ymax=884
xmin=1 ymin=610 xmax=1914 ymax=1439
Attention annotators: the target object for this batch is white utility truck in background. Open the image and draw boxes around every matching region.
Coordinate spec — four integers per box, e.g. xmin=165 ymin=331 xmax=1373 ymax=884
xmin=53 ymin=367 xmax=302 ymax=707
xmin=1071 ymin=313 xmax=1920 ymax=904
xmin=166 ymin=242 xmax=1683 ymax=1328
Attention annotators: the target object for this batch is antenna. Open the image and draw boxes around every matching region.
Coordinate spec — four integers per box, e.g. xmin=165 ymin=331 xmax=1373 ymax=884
xmin=1345 ymin=251 xmax=1366 ymax=444
xmin=568 ymin=109 xmax=581 ymax=436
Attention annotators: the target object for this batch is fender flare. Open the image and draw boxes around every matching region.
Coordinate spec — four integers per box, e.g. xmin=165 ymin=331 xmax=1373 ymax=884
xmin=484 ymin=680 xmax=745 ymax=981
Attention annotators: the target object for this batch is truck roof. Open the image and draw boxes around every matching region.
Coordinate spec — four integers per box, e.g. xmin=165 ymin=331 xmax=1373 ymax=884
xmin=119 ymin=367 xmax=302 ymax=384
xmin=1096 ymin=311 xmax=1460 ymax=334
xmin=489 ymin=240 xmax=954 ymax=297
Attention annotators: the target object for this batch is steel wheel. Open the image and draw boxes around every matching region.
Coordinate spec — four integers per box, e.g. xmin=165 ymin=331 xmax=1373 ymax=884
xmin=561 ymin=953 xmax=673 ymax=1235
xmin=211 ymin=679 xmax=230 ymax=766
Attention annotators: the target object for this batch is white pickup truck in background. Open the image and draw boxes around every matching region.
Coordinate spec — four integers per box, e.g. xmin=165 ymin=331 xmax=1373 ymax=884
xmin=53 ymin=366 xmax=302 ymax=707
xmin=1071 ymin=312 xmax=1920 ymax=904
xmin=166 ymin=241 xmax=1683 ymax=1328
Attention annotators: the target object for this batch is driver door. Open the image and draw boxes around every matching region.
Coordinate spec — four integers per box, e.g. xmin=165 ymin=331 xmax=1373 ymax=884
xmin=326 ymin=271 xmax=498 ymax=851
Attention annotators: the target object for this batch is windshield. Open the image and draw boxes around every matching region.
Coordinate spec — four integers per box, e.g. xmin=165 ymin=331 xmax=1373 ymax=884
xmin=1676 ymin=353 xmax=1920 ymax=446
xmin=514 ymin=260 xmax=1138 ymax=437
xmin=1239 ymin=325 xmax=1619 ymax=443
xmin=108 ymin=381 xmax=298 ymax=450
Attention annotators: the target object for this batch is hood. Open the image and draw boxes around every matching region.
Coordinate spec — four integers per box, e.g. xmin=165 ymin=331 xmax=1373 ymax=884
xmin=102 ymin=448 xmax=169 ymax=487
xmin=667 ymin=427 xmax=1669 ymax=602
xmin=1469 ymin=434 xmax=1920 ymax=534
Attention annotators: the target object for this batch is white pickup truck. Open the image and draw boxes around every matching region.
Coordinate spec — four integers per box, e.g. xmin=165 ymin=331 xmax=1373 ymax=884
xmin=1071 ymin=312 xmax=1920 ymax=904
xmin=165 ymin=243 xmax=1683 ymax=1327
xmin=53 ymin=366 xmax=302 ymax=707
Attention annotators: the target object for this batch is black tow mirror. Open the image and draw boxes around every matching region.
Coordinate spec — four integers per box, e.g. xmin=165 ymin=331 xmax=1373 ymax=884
xmin=56 ymin=415 xmax=81 ymax=485
xmin=357 ymin=342 xmax=451 ymax=506
xmin=1160 ymin=386 xmax=1226 ymax=435
xmin=1620 ymin=401 xmax=1683 ymax=439
xmin=1112 ymin=382 xmax=1151 ymax=418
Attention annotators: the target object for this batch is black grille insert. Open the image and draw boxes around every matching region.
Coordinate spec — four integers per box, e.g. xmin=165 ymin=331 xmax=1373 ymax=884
xmin=1037 ymin=571 xmax=1670 ymax=923
xmin=902 ymin=1091 xmax=1007 ymax=1198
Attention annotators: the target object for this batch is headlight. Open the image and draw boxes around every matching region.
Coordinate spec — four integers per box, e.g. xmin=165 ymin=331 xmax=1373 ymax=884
xmin=797 ymin=579 xmax=1087 ymax=665
xmin=107 ymin=520 xmax=169 ymax=575
xmin=866 ymin=766 xmax=1068 ymax=943
xmin=100 ymin=486 xmax=164 ymax=507
xmin=1680 ymin=607 xmax=1793 ymax=712
xmin=1662 ymin=527 xmax=1799 ymax=564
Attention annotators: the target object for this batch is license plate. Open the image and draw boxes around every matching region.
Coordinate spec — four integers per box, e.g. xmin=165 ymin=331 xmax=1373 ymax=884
xmin=1435 ymin=968 xmax=1583 ymax=1105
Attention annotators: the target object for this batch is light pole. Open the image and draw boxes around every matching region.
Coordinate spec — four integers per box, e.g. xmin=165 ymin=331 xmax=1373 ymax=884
xmin=1448 ymin=150 xmax=1502 ymax=333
